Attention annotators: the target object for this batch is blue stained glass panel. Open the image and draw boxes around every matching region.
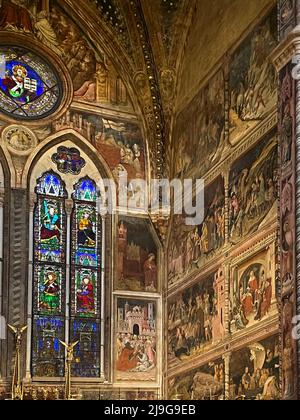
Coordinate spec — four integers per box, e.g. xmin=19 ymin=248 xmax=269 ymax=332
xmin=70 ymin=319 xmax=100 ymax=378
xmin=31 ymin=316 xmax=65 ymax=378
xmin=36 ymin=172 xmax=66 ymax=197
xmin=74 ymin=178 xmax=97 ymax=202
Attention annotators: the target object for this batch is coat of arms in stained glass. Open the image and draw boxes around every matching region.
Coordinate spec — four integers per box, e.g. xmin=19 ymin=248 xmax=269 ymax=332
xmin=52 ymin=146 xmax=86 ymax=175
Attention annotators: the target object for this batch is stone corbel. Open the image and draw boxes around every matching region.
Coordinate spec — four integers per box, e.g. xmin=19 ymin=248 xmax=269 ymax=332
xmin=271 ymin=25 xmax=300 ymax=72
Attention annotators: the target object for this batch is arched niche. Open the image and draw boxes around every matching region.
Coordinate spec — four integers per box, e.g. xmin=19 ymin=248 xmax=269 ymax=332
xmin=24 ymin=130 xmax=114 ymax=194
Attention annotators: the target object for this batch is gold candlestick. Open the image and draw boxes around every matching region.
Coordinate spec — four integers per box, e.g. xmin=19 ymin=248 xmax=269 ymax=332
xmin=8 ymin=324 xmax=27 ymax=401
xmin=59 ymin=340 xmax=79 ymax=400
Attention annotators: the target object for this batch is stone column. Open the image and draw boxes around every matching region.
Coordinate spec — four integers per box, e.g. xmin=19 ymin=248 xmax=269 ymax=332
xmin=222 ymin=351 xmax=232 ymax=401
xmin=25 ymin=193 xmax=36 ymax=381
xmin=223 ymin=170 xmax=230 ymax=246
xmin=272 ymin=17 xmax=300 ymax=400
xmin=65 ymin=199 xmax=73 ymax=347
xmin=100 ymin=214 xmax=106 ymax=380
xmin=0 ymin=189 xmax=4 ymax=381
xmin=6 ymin=189 xmax=28 ymax=381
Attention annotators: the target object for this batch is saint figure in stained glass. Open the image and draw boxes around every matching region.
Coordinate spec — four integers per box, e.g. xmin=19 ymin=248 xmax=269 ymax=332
xmin=41 ymin=200 xmax=61 ymax=244
xmin=38 ymin=267 xmax=61 ymax=314
xmin=77 ymin=207 xmax=96 ymax=248
xmin=70 ymin=177 xmax=101 ymax=377
xmin=0 ymin=47 xmax=61 ymax=120
xmin=76 ymin=271 xmax=95 ymax=315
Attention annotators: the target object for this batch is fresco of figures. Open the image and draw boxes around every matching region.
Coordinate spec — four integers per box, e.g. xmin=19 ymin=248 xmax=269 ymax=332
xmin=168 ymin=359 xmax=225 ymax=400
xmin=229 ymin=10 xmax=277 ymax=145
xmin=54 ymin=111 xmax=145 ymax=183
xmin=229 ymin=246 xmax=277 ymax=332
xmin=168 ymin=270 xmax=225 ymax=365
xmin=0 ymin=0 xmax=130 ymax=106
xmin=173 ymin=70 xmax=225 ymax=179
xmin=117 ymin=217 xmax=158 ymax=292
xmin=49 ymin=1 xmax=129 ymax=105
xmin=115 ymin=299 xmax=157 ymax=383
xmin=230 ymin=336 xmax=280 ymax=400
xmin=20 ymin=0 xmax=98 ymax=91
xmin=168 ymin=177 xmax=225 ymax=284
xmin=229 ymin=132 xmax=277 ymax=244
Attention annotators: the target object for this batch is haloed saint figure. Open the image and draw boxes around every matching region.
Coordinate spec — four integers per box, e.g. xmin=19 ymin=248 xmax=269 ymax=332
xmin=77 ymin=209 xmax=96 ymax=248
xmin=39 ymin=270 xmax=60 ymax=313
xmin=2 ymin=64 xmax=37 ymax=104
xmin=77 ymin=275 xmax=95 ymax=315
xmin=41 ymin=200 xmax=61 ymax=245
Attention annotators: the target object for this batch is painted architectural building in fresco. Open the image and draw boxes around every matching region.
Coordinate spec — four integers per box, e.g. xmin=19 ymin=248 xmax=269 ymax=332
xmin=0 ymin=0 xmax=298 ymax=401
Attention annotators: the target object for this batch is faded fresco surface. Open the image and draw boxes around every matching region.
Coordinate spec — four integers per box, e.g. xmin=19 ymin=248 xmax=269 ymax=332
xmin=117 ymin=216 xmax=158 ymax=292
xmin=168 ymin=270 xmax=225 ymax=367
xmin=229 ymin=11 xmax=277 ymax=145
xmin=54 ymin=111 xmax=146 ymax=182
xmin=168 ymin=359 xmax=224 ymax=400
xmin=167 ymin=6 xmax=281 ymax=400
xmin=168 ymin=177 xmax=225 ymax=285
xmin=229 ymin=132 xmax=277 ymax=244
xmin=230 ymin=336 xmax=280 ymax=400
xmin=173 ymin=70 xmax=225 ymax=179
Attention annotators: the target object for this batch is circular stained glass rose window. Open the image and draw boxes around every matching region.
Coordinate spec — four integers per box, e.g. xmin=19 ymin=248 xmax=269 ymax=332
xmin=0 ymin=47 xmax=62 ymax=120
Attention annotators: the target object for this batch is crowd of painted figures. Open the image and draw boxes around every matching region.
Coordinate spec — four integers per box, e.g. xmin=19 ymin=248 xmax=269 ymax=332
xmin=168 ymin=278 xmax=218 ymax=361
xmin=116 ymin=333 xmax=157 ymax=374
xmin=230 ymin=341 xmax=280 ymax=400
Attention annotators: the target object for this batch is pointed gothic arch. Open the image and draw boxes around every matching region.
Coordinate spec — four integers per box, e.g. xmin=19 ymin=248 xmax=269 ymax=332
xmin=25 ymin=132 xmax=114 ymax=381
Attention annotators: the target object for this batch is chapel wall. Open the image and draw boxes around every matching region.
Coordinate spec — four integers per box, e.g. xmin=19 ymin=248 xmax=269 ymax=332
xmin=166 ymin=5 xmax=280 ymax=400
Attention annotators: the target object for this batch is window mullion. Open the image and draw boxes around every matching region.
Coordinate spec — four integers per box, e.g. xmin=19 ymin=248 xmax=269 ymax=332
xmin=65 ymin=200 xmax=73 ymax=347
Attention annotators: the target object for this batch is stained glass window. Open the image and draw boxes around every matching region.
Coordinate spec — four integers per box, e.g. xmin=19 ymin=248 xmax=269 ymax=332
xmin=32 ymin=171 xmax=67 ymax=378
xmin=32 ymin=171 xmax=102 ymax=379
xmin=70 ymin=178 xmax=101 ymax=377
xmin=0 ymin=47 xmax=62 ymax=120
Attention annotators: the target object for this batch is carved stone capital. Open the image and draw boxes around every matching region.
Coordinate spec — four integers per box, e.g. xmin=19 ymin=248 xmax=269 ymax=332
xmin=64 ymin=199 xmax=73 ymax=217
xmin=271 ymin=26 xmax=300 ymax=72
xmin=222 ymin=351 xmax=232 ymax=363
xmin=29 ymin=193 xmax=37 ymax=212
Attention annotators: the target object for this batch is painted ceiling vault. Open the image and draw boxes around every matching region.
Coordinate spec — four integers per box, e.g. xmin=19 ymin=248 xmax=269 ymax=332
xmin=42 ymin=0 xmax=194 ymax=179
